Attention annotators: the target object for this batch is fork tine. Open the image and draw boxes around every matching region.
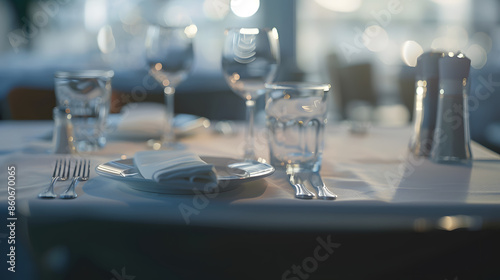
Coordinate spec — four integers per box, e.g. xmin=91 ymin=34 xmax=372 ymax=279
xmin=82 ymin=160 xmax=89 ymax=178
xmin=57 ymin=159 xmax=63 ymax=177
xmin=52 ymin=159 xmax=59 ymax=177
xmin=72 ymin=159 xmax=78 ymax=177
xmin=78 ymin=159 xmax=83 ymax=176
xmin=62 ymin=159 xmax=67 ymax=179
xmin=66 ymin=159 xmax=71 ymax=179
xmin=60 ymin=158 xmax=87 ymax=199
xmin=86 ymin=160 xmax=90 ymax=178
xmin=81 ymin=160 xmax=86 ymax=178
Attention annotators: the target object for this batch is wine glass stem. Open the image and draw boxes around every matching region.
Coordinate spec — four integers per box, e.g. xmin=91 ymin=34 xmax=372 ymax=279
xmin=244 ymin=99 xmax=256 ymax=160
xmin=162 ymin=86 xmax=175 ymax=147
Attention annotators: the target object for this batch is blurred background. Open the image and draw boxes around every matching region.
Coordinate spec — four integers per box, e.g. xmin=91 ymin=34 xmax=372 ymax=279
xmin=1 ymin=0 xmax=499 ymax=152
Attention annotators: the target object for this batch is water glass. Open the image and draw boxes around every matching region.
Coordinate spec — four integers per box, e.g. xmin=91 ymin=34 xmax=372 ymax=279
xmin=54 ymin=70 xmax=114 ymax=152
xmin=265 ymin=82 xmax=330 ymax=172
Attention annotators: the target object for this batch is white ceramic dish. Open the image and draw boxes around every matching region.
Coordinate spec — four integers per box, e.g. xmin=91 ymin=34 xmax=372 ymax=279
xmin=96 ymin=156 xmax=275 ymax=194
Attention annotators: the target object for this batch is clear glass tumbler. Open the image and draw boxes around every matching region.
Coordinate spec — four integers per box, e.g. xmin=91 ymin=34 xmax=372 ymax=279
xmin=54 ymin=70 xmax=114 ymax=153
xmin=265 ymin=82 xmax=330 ymax=173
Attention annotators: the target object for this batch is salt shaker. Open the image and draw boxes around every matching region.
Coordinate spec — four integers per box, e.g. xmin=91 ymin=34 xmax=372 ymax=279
xmin=52 ymin=107 xmax=74 ymax=154
xmin=430 ymin=52 xmax=472 ymax=164
xmin=409 ymin=51 xmax=443 ymax=157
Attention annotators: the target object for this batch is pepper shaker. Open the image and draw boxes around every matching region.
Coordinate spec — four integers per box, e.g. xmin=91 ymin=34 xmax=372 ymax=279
xmin=430 ymin=52 xmax=472 ymax=164
xmin=409 ymin=51 xmax=443 ymax=157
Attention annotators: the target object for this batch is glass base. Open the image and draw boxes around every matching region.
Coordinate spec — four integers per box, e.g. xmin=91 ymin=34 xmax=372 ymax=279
xmin=243 ymin=150 xmax=257 ymax=161
xmin=270 ymin=157 xmax=322 ymax=174
xmin=72 ymin=137 xmax=106 ymax=153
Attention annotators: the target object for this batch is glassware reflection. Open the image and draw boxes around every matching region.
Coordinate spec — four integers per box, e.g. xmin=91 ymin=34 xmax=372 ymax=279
xmin=222 ymin=27 xmax=280 ymax=160
xmin=145 ymin=25 xmax=195 ymax=149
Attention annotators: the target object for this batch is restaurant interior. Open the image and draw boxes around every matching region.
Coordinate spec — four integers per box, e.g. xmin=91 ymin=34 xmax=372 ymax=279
xmin=2 ymin=0 xmax=499 ymax=147
xmin=1 ymin=0 xmax=500 ymax=279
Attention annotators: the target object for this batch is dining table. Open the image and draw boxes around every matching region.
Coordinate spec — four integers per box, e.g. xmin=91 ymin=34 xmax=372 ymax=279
xmin=1 ymin=105 xmax=500 ymax=280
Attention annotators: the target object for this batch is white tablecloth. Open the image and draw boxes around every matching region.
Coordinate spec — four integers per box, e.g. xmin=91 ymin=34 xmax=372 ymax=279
xmin=1 ymin=119 xmax=500 ymax=230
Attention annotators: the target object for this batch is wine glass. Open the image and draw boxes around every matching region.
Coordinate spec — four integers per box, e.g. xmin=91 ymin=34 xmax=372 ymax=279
xmin=145 ymin=24 xmax=196 ymax=149
xmin=222 ymin=28 xmax=280 ymax=160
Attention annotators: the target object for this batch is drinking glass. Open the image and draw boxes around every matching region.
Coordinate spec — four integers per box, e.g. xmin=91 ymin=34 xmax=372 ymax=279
xmin=145 ymin=24 xmax=195 ymax=149
xmin=54 ymin=70 xmax=114 ymax=153
xmin=265 ymin=82 xmax=330 ymax=173
xmin=222 ymin=27 xmax=280 ymax=160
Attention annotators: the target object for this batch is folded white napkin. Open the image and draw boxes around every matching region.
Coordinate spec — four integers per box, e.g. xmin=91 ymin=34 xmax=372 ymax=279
xmin=134 ymin=150 xmax=217 ymax=188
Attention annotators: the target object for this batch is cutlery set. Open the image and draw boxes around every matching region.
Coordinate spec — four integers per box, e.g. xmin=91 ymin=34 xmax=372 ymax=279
xmin=39 ymin=158 xmax=336 ymax=200
xmin=38 ymin=159 xmax=90 ymax=199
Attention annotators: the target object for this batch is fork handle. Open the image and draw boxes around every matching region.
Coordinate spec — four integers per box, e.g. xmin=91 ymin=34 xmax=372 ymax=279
xmin=288 ymin=173 xmax=315 ymax=199
xmin=60 ymin=177 xmax=79 ymax=199
xmin=38 ymin=176 xmax=59 ymax=198
xmin=311 ymin=172 xmax=337 ymax=200
xmin=292 ymin=183 xmax=316 ymax=199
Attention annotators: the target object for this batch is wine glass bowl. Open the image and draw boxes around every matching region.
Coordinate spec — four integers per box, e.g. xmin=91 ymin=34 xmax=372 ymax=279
xmin=222 ymin=27 xmax=280 ymax=159
xmin=145 ymin=25 xmax=195 ymax=149
xmin=146 ymin=26 xmax=194 ymax=88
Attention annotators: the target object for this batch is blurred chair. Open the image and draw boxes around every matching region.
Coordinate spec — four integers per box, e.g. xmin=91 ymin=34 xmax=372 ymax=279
xmin=7 ymin=87 xmax=133 ymax=120
xmin=6 ymin=86 xmax=243 ymax=121
xmin=469 ymin=70 xmax=500 ymax=153
xmin=327 ymin=54 xmax=377 ymax=120
xmin=398 ymin=65 xmax=417 ymax=121
xmin=7 ymin=87 xmax=56 ymax=120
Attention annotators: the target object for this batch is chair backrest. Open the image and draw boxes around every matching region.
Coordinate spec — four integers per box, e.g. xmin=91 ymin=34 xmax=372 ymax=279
xmin=7 ymin=87 xmax=56 ymax=120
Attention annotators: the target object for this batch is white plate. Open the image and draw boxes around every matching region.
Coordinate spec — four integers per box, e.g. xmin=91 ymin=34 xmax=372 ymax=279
xmin=96 ymin=156 xmax=275 ymax=194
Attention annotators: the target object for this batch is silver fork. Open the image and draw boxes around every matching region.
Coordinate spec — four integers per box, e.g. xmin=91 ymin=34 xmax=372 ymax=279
xmin=60 ymin=159 xmax=90 ymax=199
xmin=38 ymin=159 xmax=71 ymax=198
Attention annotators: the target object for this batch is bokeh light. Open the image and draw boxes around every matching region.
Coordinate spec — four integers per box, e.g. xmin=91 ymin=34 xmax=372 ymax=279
xmin=362 ymin=25 xmax=389 ymax=52
xmin=84 ymin=0 xmax=107 ymax=31
xmin=432 ymin=0 xmax=458 ymax=5
xmin=203 ymin=0 xmax=230 ymax=21
xmin=315 ymin=0 xmax=362 ymax=12
xmin=118 ymin=3 xmax=141 ymax=26
xmin=431 ymin=25 xmax=469 ymax=51
xmin=465 ymin=44 xmax=487 ymax=69
xmin=163 ymin=4 xmax=192 ymax=26
xmin=401 ymin=40 xmax=423 ymax=67
xmin=97 ymin=25 xmax=115 ymax=54
xmin=271 ymin=27 xmax=279 ymax=40
xmin=438 ymin=215 xmax=482 ymax=231
xmin=184 ymin=24 xmax=198 ymax=38
xmin=230 ymin=0 xmax=260 ymax=18
xmin=470 ymin=32 xmax=493 ymax=53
